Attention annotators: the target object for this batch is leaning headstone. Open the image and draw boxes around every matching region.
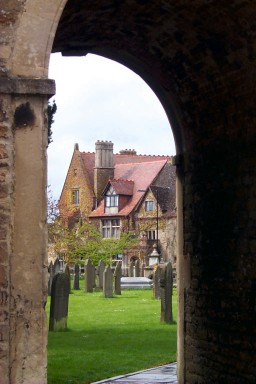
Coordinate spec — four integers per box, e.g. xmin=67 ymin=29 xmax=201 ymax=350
xmin=153 ymin=265 xmax=161 ymax=299
xmin=114 ymin=261 xmax=122 ymax=295
xmin=73 ymin=264 xmax=80 ymax=290
xmin=160 ymin=262 xmax=173 ymax=323
xmin=103 ymin=265 xmax=113 ymax=298
xmin=84 ymin=258 xmax=95 ymax=293
xmin=54 ymin=257 xmax=61 ymax=275
xmin=49 ymin=272 xmax=70 ymax=331
xmin=98 ymin=259 xmax=106 ymax=290
xmin=129 ymin=260 xmax=135 ymax=277
xmin=48 ymin=261 xmax=54 ymax=296
xmin=135 ymin=259 xmax=140 ymax=277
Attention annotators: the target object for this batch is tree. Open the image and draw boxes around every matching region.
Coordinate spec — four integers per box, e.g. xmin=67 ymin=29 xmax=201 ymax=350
xmin=47 ymin=99 xmax=57 ymax=145
xmin=70 ymin=223 xmax=138 ymax=266
xmin=47 ymin=187 xmax=67 ymax=256
xmin=47 ymin=188 xmax=139 ymax=265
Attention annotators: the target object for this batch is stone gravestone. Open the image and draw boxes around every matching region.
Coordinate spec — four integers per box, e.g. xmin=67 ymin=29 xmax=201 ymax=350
xmin=141 ymin=262 xmax=145 ymax=278
xmin=122 ymin=254 xmax=128 ymax=276
xmin=65 ymin=265 xmax=71 ymax=293
xmin=98 ymin=259 xmax=106 ymax=290
xmin=84 ymin=258 xmax=95 ymax=293
xmin=135 ymin=259 xmax=140 ymax=277
xmin=54 ymin=257 xmax=61 ymax=275
xmin=49 ymin=272 xmax=70 ymax=331
xmin=160 ymin=262 xmax=173 ymax=323
xmin=114 ymin=261 xmax=122 ymax=295
xmin=48 ymin=261 xmax=54 ymax=295
xmin=153 ymin=265 xmax=161 ymax=299
xmin=103 ymin=265 xmax=113 ymax=298
xmin=129 ymin=260 xmax=135 ymax=277
xmin=73 ymin=264 xmax=80 ymax=290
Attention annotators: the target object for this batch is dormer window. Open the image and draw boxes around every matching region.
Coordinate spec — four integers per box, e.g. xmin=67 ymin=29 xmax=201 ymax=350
xmin=105 ymin=185 xmax=119 ymax=213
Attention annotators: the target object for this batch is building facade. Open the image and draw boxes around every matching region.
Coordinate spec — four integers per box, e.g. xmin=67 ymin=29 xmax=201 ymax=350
xmin=59 ymin=141 xmax=176 ymax=264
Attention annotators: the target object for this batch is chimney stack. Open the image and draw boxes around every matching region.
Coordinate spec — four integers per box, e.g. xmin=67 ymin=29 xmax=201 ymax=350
xmin=94 ymin=140 xmax=114 ymax=201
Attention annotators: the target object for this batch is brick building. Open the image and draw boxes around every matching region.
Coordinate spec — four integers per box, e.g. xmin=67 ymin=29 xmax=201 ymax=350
xmin=59 ymin=141 xmax=176 ymax=264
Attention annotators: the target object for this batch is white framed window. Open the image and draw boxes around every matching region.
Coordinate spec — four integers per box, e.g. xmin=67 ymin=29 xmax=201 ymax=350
xmin=105 ymin=186 xmax=119 ymax=207
xmin=146 ymin=230 xmax=157 ymax=241
xmin=105 ymin=194 xmax=119 ymax=207
xmin=102 ymin=219 xmax=120 ymax=239
xmin=72 ymin=189 xmax=79 ymax=205
xmin=105 ymin=186 xmax=119 ymax=213
xmin=145 ymin=200 xmax=154 ymax=212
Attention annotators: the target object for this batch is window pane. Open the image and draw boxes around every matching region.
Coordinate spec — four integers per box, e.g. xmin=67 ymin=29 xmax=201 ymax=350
xmin=147 ymin=230 xmax=156 ymax=240
xmin=145 ymin=201 xmax=154 ymax=211
xmin=72 ymin=189 xmax=79 ymax=205
xmin=101 ymin=219 xmax=120 ymax=238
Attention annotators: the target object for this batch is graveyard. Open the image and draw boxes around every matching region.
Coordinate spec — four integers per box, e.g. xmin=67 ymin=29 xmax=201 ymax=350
xmin=46 ymin=261 xmax=177 ymax=384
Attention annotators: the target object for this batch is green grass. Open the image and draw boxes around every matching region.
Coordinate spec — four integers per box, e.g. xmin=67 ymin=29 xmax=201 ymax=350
xmin=46 ymin=289 xmax=177 ymax=384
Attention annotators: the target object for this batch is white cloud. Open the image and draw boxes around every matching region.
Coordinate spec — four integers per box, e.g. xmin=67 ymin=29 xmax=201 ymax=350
xmin=48 ymin=53 xmax=175 ymax=199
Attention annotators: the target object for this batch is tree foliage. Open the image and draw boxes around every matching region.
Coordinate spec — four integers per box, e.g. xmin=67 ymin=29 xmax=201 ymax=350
xmin=47 ymin=189 xmax=139 ymax=266
xmin=71 ymin=226 xmax=138 ymax=266
xmin=47 ymin=99 xmax=57 ymax=145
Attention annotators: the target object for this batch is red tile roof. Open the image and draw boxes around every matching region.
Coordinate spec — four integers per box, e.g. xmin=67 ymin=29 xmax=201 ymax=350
xmin=107 ymin=179 xmax=134 ymax=196
xmin=90 ymin=159 xmax=168 ymax=217
xmin=81 ymin=151 xmax=171 ymax=191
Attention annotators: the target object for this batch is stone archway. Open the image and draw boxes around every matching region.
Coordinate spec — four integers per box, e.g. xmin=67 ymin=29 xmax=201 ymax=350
xmin=1 ymin=1 xmax=256 ymax=383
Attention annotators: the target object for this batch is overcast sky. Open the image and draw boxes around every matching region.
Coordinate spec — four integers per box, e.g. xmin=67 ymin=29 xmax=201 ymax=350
xmin=48 ymin=53 xmax=175 ymax=200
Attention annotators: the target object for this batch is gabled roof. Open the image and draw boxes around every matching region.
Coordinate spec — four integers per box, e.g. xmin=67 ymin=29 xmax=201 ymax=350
xmin=104 ymin=179 xmax=134 ymax=196
xmin=90 ymin=160 xmax=168 ymax=217
xmin=80 ymin=151 xmax=171 ymax=191
xmin=80 ymin=152 xmax=95 ymax=191
xmin=150 ymin=186 xmax=176 ymax=214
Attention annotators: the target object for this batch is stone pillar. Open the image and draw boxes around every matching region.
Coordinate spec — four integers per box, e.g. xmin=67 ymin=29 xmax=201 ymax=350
xmin=0 ymin=93 xmax=14 ymax=384
xmin=175 ymin=155 xmax=190 ymax=384
xmin=0 ymin=77 xmax=55 ymax=384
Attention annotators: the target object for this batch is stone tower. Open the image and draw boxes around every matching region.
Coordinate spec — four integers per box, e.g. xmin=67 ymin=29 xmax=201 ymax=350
xmin=94 ymin=140 xmax=114 ymax=202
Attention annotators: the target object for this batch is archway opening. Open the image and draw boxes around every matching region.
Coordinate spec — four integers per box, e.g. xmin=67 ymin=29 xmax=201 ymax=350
xmin=48 ymin=53 xmax=176 ymax=199
xmin=47 ymin=52 xmax=178 ymax=383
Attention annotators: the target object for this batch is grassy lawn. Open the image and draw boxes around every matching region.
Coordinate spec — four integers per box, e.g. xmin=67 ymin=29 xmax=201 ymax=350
xmin=46 ymin=288 xmax=177 ymax=384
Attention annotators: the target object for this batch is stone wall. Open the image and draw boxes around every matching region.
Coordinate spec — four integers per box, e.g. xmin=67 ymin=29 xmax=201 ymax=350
xmin=0 ymin=95 xmax=14 ymax=384
xmin=0 ymin=1 xmax=256 ymax=383
xmin=59 ymin=146 xmax=95 ymax=226
xmin=182 ymin=140 xmax=256 ymax=383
